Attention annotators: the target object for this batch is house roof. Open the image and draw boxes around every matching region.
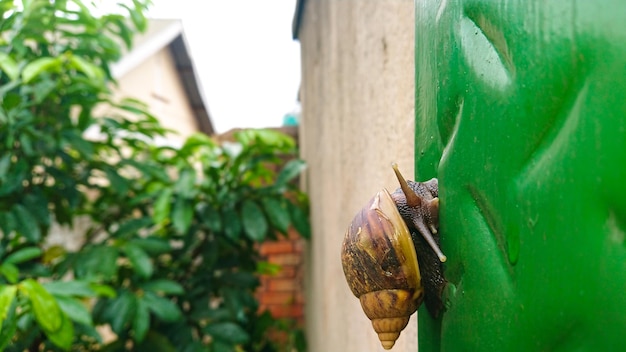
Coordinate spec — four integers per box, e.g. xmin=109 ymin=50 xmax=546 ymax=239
xmin=292 ymin=0 xmax=306 ymax=39
xmin=111 ymin=19 xmax=215 ymax=135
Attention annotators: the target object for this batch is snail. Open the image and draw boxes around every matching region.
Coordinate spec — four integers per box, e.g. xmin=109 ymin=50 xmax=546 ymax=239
xmin=341 ymin=163 xmax=446 ymax=350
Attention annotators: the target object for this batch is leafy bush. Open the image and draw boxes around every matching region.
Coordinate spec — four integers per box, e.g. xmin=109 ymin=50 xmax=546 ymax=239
xmin=0 ymin=1 xmax=309 ymax=351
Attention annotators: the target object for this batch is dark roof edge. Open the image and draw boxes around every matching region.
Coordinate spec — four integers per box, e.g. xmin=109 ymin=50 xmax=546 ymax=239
xmin=168 ymin=34 xmax=215 ymax=136
xmin=292 ymin=0 xmax=306 ymax=40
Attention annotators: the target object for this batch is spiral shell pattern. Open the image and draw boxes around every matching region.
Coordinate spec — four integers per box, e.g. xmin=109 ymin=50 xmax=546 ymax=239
xmin=341 ymin=189 xmax=424 ymax=349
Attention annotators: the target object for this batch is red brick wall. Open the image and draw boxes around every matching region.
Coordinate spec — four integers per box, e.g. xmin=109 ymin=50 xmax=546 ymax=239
xmin=256 ymin=227 xmax=305 ymax=327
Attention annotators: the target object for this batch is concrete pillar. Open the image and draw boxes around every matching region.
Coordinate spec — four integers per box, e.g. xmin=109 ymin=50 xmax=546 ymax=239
xmin=297 ymin=1 xmax=417 ymax=350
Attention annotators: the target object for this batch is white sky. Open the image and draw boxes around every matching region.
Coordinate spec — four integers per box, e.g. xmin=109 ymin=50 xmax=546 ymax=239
xmin=147 ymin=1 xmax=301 ymax=134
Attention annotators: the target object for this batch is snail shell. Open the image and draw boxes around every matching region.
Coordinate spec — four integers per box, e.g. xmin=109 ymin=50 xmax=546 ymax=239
xmin=342 ymin=188 xmax=424 ymax=349
xmin=341 ymin=164 xmax=444 ymax=350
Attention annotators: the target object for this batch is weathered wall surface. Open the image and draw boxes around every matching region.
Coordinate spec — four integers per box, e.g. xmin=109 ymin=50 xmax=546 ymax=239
xmin=297 ymin=1 xmax=417 ymax=351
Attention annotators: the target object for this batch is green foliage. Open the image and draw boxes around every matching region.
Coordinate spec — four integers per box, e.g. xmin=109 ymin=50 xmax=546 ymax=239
xmin=0 ymin=1 xmax=309 ymax=351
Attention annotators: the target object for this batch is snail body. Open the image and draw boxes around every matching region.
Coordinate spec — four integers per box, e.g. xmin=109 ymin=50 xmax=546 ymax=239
xmin=341 ymin=164 xmax=445 ymax=350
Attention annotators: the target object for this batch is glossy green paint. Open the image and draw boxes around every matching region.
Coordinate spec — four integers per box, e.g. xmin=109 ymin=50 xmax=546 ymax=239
xmin=414 ymin=0 xmax=626 ymax=350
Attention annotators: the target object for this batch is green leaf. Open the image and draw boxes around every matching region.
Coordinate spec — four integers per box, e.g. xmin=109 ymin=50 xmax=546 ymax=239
xmin=74 ymin=246 xmax=119 ymax=281
xmin=13 ymin=204 xmax=41 ymax=242
xmin=124 ymin=158 xmax=169 ymax=181
xmin=55 ymin=295 xmax=92 ymax=326
xmin=4 ymin=247 xmax=42 ymax=264
xmin=0 ymin=263 xmax=19 ymax=284
xmin=0 ymin=80 xmax=22 ymax=107
xmin=0 ymin=285 xmax=17 ymax=332
xmin=68 ymin=55 xmax=104 ymax=80
xmin=105 ymin=167 xmax=129 ymax=195
xmin=275 ymin=159 xmax=306 ymax=188
xmin=172 ymin=197 xmax=193 ymax=234
xmin=0 ymin=52 xmax=18 ymax=80
xmin=142 ymin=291 xmax=182 ymax=322
xmin=181 ymin=132 xmax=216 ymax=154
xmin=115 ymin=98 xmax=150 ymax=116
xmin=257 ymin=261 xmax=282 ymax=276
xmin=219 ymin=271 xmax=258 ymax=288
xmin=130 ymin=237 xmax=171 ymax=255
xmin=153 ymin=188 xmax=173 ymax=225
xmin=213 ymin=340 xmax=236 ymax=352
xmin=140 ymin=280 xmax=184 ymax=295
xmin=31 ymin=77 xmax=57 ymax=103
xmin=18 ymin=133 xmax=34 ymax=156
xmin=241 ymin=200 xmax=268 ymax=241
xmin=43 ymin=280 xmax=96 ymax=297
xmin=88 ymin=283 xmax=117 ymax=298
xmin=294 ymin=329 xmax=307 ymax=351
xmin=0 ymin=83 xmax=21 ymax=110
xmin=222 ymin=208 xmax=241 ymax=241
xmin=122 ymin=243 xmax=153 ymax=279
xmin=234 ymin=129 xmax=295 ymax=151
xmin=62 ymin=129 xmax=94 ymax=158
xmin=45 ymin=309 xmax=74 ymax=350
xmin=290 ymin=203 xmax=311 ymax=239
xmin=261 ymin=198 xmax=291 ymax=234
xmin=133 ymin=297 xmax=150 ymax=343
xmin=22 ymin=191 xmax=51 ymax=227
xmin=0 ymin=160 xmax=26 ymax=196
xmin=0 ymin=212 xmax=16 ymax=241
xmin=135 ymin=331 xmax=177 ymax=352
xmin=204 ymin=321 xmax=250 ymax=345
xmin=109 ymin=291 xmax=137 ymax=334
xmin=203 ymin=206 xmax=222 ymax=232
xmin=201 ymin=306 xmax=230 ymax=322
xmin=175 ymin=168 xmax=196 ymax=199
xmin=76 ymin=105 xmax=94 ymax=131
xmin=128 ymin=1 xmax=147 ymax=31
xmin=113 ymin=217 xmax=152 ymax=238
xmin=42 ymin=245 xmax=66 ymax=264
xmin=0 ymin=154 xmax=11 ymax=180
xmin=75 ymin=323 xmax=102 ymax=345
xmin=20 ymin=279 xmax=62 ymax=332
xmin=0 ymin=298 xmax=17 ymax=350
xmin=22 ymin=57 xmax=61 ymax=83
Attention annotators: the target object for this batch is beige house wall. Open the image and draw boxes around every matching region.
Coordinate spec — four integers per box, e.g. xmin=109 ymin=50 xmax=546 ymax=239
xmin=297 ymin=1 xmax=417 ymax=351
xmin=114 ymin=46 xmax=200 ymax=146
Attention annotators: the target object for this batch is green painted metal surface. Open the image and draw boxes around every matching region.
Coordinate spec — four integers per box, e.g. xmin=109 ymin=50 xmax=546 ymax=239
xmin=414 ymin=0 xmax=626 ymax=350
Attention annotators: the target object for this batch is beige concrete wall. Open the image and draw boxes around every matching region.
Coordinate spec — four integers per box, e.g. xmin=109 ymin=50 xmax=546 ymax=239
xmin=115 ymin=47 xmax=199 ymax=146
xmin=297 ymin=1 xmax=417 ymax=351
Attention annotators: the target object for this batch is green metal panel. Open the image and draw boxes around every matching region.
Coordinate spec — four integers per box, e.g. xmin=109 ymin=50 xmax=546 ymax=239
xmin=414 ymin=0 xmax=626 ymax=350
